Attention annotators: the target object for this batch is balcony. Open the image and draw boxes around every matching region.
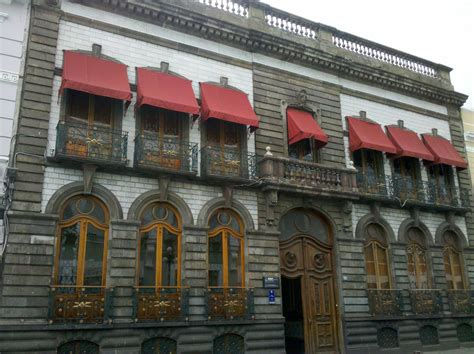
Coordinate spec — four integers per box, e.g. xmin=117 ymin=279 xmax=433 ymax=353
xmin=448 ymin=290 xmax=474 ymax=314
xmin=134 ymin=133 xmax=198 ymax=175
xmin=54 ymin=121 xmax=128 ymax=166
xmin=49 ymin=286 xmax=112 ymax=323
xmin=258 ymin=155 xmax=358 ymax=198
xmin=367 ymin=289 xmax=403 ymax=316
xmin=206 ymin=287 xmax=254 ymax=320
xmin=409 ymin=289 xmax=443 ymax=315
xmin=201 ymin=146 xmax=257 ymax=181
xmin=358 ymin=174 xmax=470 ymax=209
xmin=133 ymin=286 xmax=189 ymax=321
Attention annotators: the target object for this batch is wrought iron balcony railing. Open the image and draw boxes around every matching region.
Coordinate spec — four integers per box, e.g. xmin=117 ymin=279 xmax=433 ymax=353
xmin=201 ymin=146 xmax=257 ymax=180
xmin=55 ymin=121 xmax=128 ymax=165
xmin=49 ymin=286 xmax=112 ymax=323
xmin=258 ymin=156 xmax=358 ymax=194
xmin=367 ymin=289 xmax=403 ymax=316
xmin=409 ymin=289 xmax=443 ymax=315
xmin=134 ymin=133 xmax=198 ymax=174
xmin=357 ymin=173 xmax=470 ymax=208
xmin=447 ymin=290 xmax=474 ymax=314
xmin=206 ymin=287 xmax=254 ymax=320
xmin=133 ymin=286 xmax=189 ymax=321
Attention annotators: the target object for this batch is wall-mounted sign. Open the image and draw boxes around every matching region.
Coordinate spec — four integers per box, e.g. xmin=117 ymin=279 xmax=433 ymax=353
xmin=263 ymin=276 xmax=280 ymax=289
xmin=268 ymin=290 xmax=276 ymax=304
xmin=0 ymin=70 xmax=19 ymax=84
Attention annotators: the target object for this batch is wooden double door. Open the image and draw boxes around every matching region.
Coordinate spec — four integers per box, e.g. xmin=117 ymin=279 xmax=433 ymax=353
xmin=280 ymin=236 xmax=339 ymax=353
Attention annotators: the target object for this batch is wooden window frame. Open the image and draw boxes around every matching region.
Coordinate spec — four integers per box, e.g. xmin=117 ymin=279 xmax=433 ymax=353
xmin=138 ymin=106 xmax=187 ymax=141
xmin=136 ymin=203 xmax=182 ymax=289
xmin=61 ymin=89 xmax=123 ymax=129
xmin=364 ymin=240 xmax=392 ymax=289
xmin=443 ymin=244 xmax=466 ymax=290
xmin=407 ymin=242 xmax=430 ymax=289
xmin=202 ymin=119 xmax=248 ymax=159
xmin=392 ymin=156 xmax=421 ymax=182
xmin=353 ymin=149 xmax=385 ymax=177
xmin=53 ymin=196 xmax=109 ymax=289
xmin=207 ymin=210 xmax=245 ymax=288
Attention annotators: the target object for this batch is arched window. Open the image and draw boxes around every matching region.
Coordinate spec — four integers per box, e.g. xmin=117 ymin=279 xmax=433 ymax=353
xmin=406 ymin=227 xmax=430 ymax=289
xmin=377 ymin=327 xmax=399 ymax=349
xmin=54 ymin=196 xmax=109 ymax=288
xmin=364 ymin=223 xmax=391 ymax=289
xmin=58 ymin=340 xmax=99 ymax=354
xmin=141 ymin=337 xmax=177 ymax=354
xmin=213 ymin=333 xmax=244 ymax=354
xmin=442 ymin=231 xmax=466 ymax=290
xmin=138 ymin=202 xmax=182 ymax=287
xmin=208 ymin=209 xmax=244 ymax=287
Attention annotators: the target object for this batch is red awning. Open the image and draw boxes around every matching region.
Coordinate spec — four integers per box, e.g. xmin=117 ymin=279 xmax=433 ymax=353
xmin=136 ymin=67 xmax=199 ymax=115
xmin=200 ymin=82 xmax=259 ymax=128
xmin=287 ymin=108 xmax=328 ymax=147
xmin=60 ymin=51 xmax=132 ymax=101
xmin=421 ymin=134 xmax=467 ymax=169
xmin=347 ymin=116 xmax=397 ymax=153
xmin=386 ymin=126 xmax=434 ymax=161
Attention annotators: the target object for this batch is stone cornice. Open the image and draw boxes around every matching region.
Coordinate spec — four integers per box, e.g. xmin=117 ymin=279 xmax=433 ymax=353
xmin=69 ymin=0 xmax=468 ymax=107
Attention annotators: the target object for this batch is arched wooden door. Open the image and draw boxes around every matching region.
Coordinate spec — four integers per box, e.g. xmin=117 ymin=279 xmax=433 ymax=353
xmin=279 ymin=209 xmax=339 ymax=353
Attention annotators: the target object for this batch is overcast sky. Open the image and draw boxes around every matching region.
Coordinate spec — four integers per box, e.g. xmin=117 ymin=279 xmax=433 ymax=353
xmin=264 ymin=0 xmax=474 ymax=109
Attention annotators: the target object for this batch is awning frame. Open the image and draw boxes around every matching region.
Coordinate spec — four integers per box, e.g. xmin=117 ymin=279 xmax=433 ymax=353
xmin=385 ymin=124 xmax=434 ymax=162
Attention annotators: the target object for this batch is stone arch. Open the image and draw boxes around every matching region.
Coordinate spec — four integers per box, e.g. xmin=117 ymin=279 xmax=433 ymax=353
xmin=197 ymin=197 xmax=255 ymax=231
xmin=435 ymin=222 xmax=468 ymax=248
xmin=398 ymin=218 xmax=433 ymax=245
xmin=45 ymin=181 xmax=123 ymax=220
xmin=127 ymin=189 xmax=193 ymax=225
xmin=355 ymin=213 xmax=396 ymax=243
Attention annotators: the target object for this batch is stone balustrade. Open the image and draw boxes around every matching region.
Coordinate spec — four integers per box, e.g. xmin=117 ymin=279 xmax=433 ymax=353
xmin=258 ymin=155 xmax=358 ymax=194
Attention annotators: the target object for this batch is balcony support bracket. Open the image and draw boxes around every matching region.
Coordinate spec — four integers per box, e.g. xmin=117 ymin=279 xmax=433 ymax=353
xmin=370 ymin=202 xmax=381 ymax=222
xmin=159 ymin=176 xmax=170 ymax=201
xmin=264 ymin=190 xmax=278 ymax=226
xmin=223 ymin=186 xmax=233 ymax=208
xmin=83 ymin=164 xmax=97 ymax=194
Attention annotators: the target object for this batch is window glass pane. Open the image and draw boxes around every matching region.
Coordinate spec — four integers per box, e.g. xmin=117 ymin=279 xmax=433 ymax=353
xmin=209 ymin=209 xmax=241 ymax=234
xmin=228 ymin=235 xmax=242 ymax=287
xmin=58 ymin=224 xmax=80 ymax=285
xmin=417 ymin=252 xmax=428 ymax=289
xmin=83 ymin=224 xmax=105 ymax=286
xmin=139 ymin=230 xmax=157 ymax=286
xmin=62 ymin=197 xmax=106 ymax=224
xmin=223 ymin=122 xmax=240 ymax=148
xmin=364 ymin=245 xmax=376 ymax=289
xmin=93 ymin=95 xmax=113 ymax=127
xmin=209 ymin=234 xmax=223 ymax=286
xmin=289 ymin=139 xmax=313 ymax=161
xmin=162 ymin=229 xmax=178 ymax=286
xmin=206 ymin=119 xmax=220 ymax=145
xmin=67 ymin=90 xmax=89 ymax=123
xmin=407 ymin=252 xmax=416 ymax=288
xmin=163 ymin=112 xmax=180 ymax=138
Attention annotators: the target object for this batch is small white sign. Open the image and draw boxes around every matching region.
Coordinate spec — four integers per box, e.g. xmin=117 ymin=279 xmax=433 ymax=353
xmin=0 ymin=70 xmax=19 ymax=84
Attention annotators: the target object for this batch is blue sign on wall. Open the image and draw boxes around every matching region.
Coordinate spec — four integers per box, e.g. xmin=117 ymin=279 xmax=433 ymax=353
xmin=268 ymin=290 xmax=276 ymax=304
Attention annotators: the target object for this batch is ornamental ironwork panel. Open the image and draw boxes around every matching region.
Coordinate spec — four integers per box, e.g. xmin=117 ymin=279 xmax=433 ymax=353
xmin=201 ymin=146 xmax=256 ymax=180
xmin=448 ymin=290 xmax=474 ymax=314
xmin=367 ymin=289 xmax=403 ymax=316
xmin=457 ymin=323 xmax=474 ymax=343
xmin=377 ymin=327 xmax=399 ymax=349
xmin=134 ymin=133 xmax=198 ymax=174
xmin=206 ymin=287 xmax=254 ymax=320
xmin=142 ymin=337 xmax=177 ymax=354
xmin=49 ymin=286 xmax=112 ymax=323
xmin=133 ymin=287 xmax=189 ymax=321
xmin=420 ymin=325 xmax=439 ymax=345
xmin=389 ymin=176 xmax=426 ymax=202
xmin=213 ymin=333 xmax=245 ymax=354
xmin=55 ymin=121 xmax=128 ymax=165
xmin=58 ymin=340 xmax=99 ymax=354
xmin=356 ymin=173 xmax=388 ymax=196
xmin=409 ymin=290 xmax=442 ymax=315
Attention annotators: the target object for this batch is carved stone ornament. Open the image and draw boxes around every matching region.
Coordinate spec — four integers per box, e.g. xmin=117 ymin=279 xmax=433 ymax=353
xmin=82 ymin=164 xmax=97 ymax=194
xmin=159 ymin=176 xmax=170 ymax=201
xmin=313 ymin=252 xmax=327 ymax=270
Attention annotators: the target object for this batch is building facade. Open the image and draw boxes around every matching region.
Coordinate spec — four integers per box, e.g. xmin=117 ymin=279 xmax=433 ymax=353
xmin=462 ymin=108 xmax=474 ymax=185
xmin=0 ymin=0 xmax=473 ymax=353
